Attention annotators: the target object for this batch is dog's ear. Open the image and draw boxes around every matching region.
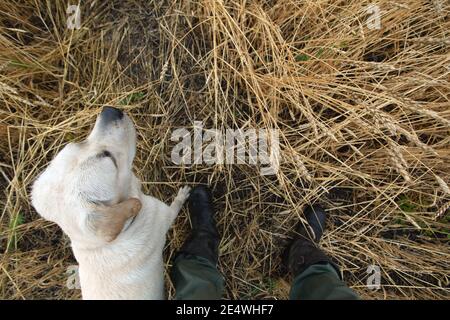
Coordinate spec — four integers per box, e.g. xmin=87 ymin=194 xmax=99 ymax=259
xmin=88 ymin=198 xmax=142 ymax=242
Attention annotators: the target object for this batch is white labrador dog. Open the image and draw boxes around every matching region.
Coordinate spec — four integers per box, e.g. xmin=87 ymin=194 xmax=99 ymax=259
xmin=31 ymin=107 xmax=190 ymax=299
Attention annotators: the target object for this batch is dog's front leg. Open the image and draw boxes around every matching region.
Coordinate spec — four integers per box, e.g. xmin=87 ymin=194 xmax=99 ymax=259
xmin=168 ymin=186 xmax=191 ymax=222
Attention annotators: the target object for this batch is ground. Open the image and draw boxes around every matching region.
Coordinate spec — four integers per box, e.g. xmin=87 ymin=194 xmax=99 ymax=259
xmin=0 ymin=0 xmax=449 ymax=300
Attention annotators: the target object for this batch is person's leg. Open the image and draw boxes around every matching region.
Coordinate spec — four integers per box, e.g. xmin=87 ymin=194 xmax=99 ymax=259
xmin=170 ymin=185 xmax=224 ymax=300
xmin=285 ymin=205 xmax=359 ymax=300
xmin=171 ymin=253 xmax=224 ymax=300
xmin=289 ymin=263 xmax=359 ymax=300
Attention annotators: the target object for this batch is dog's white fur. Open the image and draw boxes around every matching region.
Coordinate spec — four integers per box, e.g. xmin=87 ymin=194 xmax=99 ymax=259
xmin=31 ymin=110 xmax=190 ymax=299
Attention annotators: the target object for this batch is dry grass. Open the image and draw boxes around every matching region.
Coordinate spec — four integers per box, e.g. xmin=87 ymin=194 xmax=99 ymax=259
xmin=1 ymin=0 xmax=449 ymax=300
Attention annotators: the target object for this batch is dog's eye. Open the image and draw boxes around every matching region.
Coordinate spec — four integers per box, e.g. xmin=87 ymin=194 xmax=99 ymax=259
xmin=97 ymin=150 xmax=118 ymax=169
xmin=99 ymin=150 xmax=112 ymax=158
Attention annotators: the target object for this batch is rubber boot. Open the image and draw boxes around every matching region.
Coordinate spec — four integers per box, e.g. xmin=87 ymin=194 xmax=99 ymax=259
xmin=178 ymin=185 xmax=220 ymax=264
xmin=286 ymin=205 xmax=340 ymax=277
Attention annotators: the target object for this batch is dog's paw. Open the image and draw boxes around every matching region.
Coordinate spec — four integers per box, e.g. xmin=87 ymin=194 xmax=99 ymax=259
xmin=175 ymin=186 xmax=191 ymax=204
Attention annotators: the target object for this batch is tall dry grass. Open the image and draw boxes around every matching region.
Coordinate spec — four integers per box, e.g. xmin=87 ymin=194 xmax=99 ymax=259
xmin=0 ymin=0 xmax=449 ymax=299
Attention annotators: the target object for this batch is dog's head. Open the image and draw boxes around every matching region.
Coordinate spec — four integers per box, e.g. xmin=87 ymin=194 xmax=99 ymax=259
xmin=32 ymin=107 xmax=142 ymax=247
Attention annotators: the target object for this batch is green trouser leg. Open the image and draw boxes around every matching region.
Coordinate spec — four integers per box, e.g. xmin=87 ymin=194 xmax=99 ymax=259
xmin=289 ymin=263 xmax=359 ymax=300
xmin=171 ymin=253 xmax=224 ymax=300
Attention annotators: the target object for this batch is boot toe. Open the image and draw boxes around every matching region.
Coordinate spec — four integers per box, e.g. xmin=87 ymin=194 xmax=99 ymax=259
xmin=303 ymin=205 xmax=327 ymax=241
xmin=189 ymin=185 xmax=213 ymax=205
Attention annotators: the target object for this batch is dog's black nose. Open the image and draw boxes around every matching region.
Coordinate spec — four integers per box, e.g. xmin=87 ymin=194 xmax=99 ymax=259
xmin=100 ymin=107 xmax=124 ymax=123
